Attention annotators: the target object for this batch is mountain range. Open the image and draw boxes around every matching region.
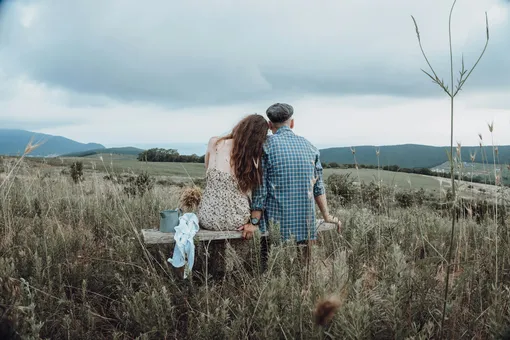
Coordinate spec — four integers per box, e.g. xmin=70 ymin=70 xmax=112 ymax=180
xmin=1 ymin=129 xmax=508 ymax=169
xmin=0 ymin=129 xmax=104 ymax=157
xmin=319 ymin=144 xmax=509 ymax=168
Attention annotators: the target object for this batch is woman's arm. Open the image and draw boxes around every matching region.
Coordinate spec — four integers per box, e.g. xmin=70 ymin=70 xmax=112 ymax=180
xmin=204 ymin=137 xmax=218 ymax=170
xmin=204 ymin=150 xmax=210 ymax=170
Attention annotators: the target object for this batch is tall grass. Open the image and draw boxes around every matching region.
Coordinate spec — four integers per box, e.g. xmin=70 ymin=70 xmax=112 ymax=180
xmin=1 ymin=156 xmax=510 ymax=339
xmin=411 ymin=1 xmax=489 ymax=337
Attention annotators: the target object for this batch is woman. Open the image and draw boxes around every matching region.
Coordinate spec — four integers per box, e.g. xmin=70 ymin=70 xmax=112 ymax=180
xmin=197 ymin=114 xmax=268 ymax=232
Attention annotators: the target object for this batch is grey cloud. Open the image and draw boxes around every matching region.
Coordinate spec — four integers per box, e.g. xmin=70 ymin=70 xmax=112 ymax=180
xmin=261 ymin=66 xmax=440 ymax=99
xmin=0 ymin=117 xmax=82 ymax=130
xmin=0 ymin=0 xmax=508 ymax=108
xmin=468 ymin=91 xmax=510 ymax=110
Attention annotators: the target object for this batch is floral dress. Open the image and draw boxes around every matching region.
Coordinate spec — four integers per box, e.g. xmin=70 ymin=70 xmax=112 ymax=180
xmin=197 ymin=138 xmax=251 ymax=231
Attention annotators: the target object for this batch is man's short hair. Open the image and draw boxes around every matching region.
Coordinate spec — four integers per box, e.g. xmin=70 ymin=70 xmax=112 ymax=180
xmin=266 ymin=103 xmax=293 ymax=123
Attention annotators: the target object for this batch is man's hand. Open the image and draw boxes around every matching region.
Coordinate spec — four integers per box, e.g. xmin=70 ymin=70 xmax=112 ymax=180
xmin=315 ymin=194 xmax=341 ymax=233
xmin=237 ymin=223 xmax=259 ymax=240
xmin=324 ymin=215 xmax=342 ymax=233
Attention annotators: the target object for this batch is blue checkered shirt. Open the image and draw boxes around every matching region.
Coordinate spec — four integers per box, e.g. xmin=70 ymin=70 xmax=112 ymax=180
xmin=251 ymin=126 xmax=326 ymax=242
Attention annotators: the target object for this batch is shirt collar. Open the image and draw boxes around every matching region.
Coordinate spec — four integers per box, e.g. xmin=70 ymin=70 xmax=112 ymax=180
xmin=275 ymin=125 xmax=293 ymax=135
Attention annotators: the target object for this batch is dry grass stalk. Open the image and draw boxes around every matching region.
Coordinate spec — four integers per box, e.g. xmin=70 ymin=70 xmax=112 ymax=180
xmin=1 ymin=138 xmax=45 ymax=192
xmin=24 ymin=137 xmax=45 ymax=155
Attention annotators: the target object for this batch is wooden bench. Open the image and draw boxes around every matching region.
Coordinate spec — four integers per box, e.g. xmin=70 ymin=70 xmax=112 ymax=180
xmin=142 ymin=220 xmax=338 ymax=278
xmin=141 ymin=220 xmax=337 ymax=244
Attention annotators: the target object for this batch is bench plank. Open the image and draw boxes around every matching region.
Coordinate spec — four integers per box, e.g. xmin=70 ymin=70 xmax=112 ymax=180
xmin=142 ymin=220 xmax=337 ymax=244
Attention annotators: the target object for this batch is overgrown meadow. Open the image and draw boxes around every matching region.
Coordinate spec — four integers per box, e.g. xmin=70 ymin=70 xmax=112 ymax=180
xmin=1 ymin=143 xmax=509 ymax=339
xmin=2 ymin=1 xmax=509 ymax=339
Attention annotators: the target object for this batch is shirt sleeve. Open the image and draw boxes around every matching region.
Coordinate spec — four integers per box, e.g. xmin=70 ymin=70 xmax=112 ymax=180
xmin=251 ymin=149 xmax=268 ymax=211
xmin=313 ymin=151 xmax=326 ymax=197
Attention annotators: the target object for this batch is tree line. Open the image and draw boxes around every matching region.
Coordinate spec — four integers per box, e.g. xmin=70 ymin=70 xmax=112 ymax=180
xmin=137 ymin=148 xmax=205 ymax=163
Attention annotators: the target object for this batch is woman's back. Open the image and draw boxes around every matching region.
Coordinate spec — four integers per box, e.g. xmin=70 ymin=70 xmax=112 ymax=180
xmin=206 ymin=137 xmax=234 ymax=174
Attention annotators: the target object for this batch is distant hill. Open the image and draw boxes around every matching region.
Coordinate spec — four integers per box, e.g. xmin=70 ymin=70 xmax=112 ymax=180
xmin=4 ymin=128 xmax=508 ymax=169
xmin=0 ymin=129 xmax=104 ymax=157
xmin=319 ymin=144 xmax=510 ymax=169
xmin=61 ymin=147 xmax=145 ymax=158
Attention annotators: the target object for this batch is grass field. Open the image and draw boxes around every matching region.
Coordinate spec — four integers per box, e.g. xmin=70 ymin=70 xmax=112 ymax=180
xmin=433 ymin=161 xmax=510 ymax=185
xmin=19 ymin=155 xmax=507 ymax=204
xmin=23 ymin=156 xmax=506 ymax=200
xmin=329 ymin=168 xmax=510 ymax=201
xmin=27 ymin=154 xmax=206 ymax=178
xmin=27 ymin=155 xmax=442 ymax=189
xmin=1 ymin=155 xmax=510 ymax=339
xmin=323 ymin=168 xmax=441 ymax=189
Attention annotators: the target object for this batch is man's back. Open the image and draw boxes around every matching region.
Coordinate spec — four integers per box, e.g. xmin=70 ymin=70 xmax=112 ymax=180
xmin=252 ymin=126 xmax=325 ymax=242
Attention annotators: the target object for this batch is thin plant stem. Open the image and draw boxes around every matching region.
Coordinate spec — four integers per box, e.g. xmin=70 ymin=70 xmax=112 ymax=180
xmin=441 ymin=3 xmax=459 ymax=336
xmin=442 ymin=89 xmax=455 ymax=340
xmin=351 ymin=148 xmax=363 ymax=205
xmin=489 ymin=126 xmax=499 ymax=291
xmin=411 ymin=1 xmax=489 ymax=338
xmin=204 ymin=240 xmax=211 ymax=320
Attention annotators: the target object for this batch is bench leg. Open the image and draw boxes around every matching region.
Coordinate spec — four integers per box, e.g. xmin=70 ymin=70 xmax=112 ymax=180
xmin=260 ymin=236 xmax=270 ymax=274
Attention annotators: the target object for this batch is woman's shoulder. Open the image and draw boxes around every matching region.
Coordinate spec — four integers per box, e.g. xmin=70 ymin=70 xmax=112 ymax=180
xmin=207 ymin=136 xmax=219 ymax=150
xmin=208 ymin=136 xmax=233 ymax=147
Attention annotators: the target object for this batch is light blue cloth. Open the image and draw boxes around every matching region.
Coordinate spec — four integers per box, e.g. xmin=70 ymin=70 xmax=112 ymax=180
xmin=167 ymin=213 xmax=199 ymax=278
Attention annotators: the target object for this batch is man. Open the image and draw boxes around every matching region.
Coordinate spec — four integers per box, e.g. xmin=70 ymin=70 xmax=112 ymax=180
xmin=239 ymin=103 xmax=341 ymax=245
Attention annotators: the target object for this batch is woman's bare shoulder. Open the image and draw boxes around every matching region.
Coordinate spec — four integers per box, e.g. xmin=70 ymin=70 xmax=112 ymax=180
xmin=207 ymin=136 xmax=219 ymax=148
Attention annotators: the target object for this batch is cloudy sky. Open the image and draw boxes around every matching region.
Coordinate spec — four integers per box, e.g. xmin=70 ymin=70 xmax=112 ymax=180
xmin=0 ymin=0 xmax=508 ymax=154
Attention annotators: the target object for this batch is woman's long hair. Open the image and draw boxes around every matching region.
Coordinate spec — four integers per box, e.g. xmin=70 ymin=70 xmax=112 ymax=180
xmin=217 ymin=114 xmax=268 ymax=193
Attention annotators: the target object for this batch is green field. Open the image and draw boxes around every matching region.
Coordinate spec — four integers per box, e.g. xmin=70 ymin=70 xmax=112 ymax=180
xmin=26 ymin=155 xmax=510 ymax=189
xmin=28 ymin=154 xmax=206 ymax=178
xmin=24 ymin=155 xmax=509 ymax=198
xmin=323 ymin=168 xmax=441 ymax=190
xmin=18 ymin=155 xmax=503 ymax=204
xmin=25 ymin=154 xmax=446 ymax=191
xmin=432 ymin=161 xmax=510 ymax=184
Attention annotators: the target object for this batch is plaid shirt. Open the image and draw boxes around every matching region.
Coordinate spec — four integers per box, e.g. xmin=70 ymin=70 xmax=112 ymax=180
xmin=251 ymin=126 xmax=326 ymax=242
